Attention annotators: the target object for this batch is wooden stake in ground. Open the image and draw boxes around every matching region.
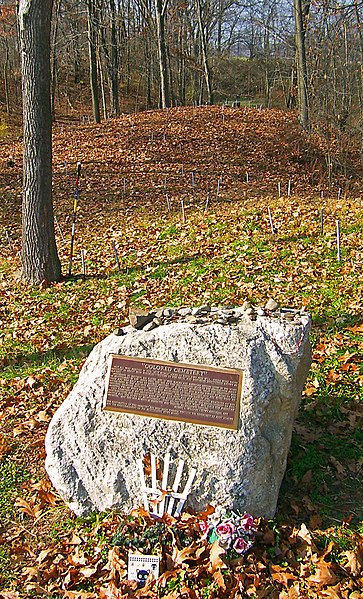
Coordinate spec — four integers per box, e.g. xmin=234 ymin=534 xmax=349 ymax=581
xmin=268 ymin=206 xmax=275 ymax=234
xmin=166 ymin=193 xmax=171 ymax=212
xmin=123 ymin=177 xmax=126 ymax=193
xmin=245 ymin=172 xmax=249 ymax=183
xmin=320 ymin=208 xmax=324 ymax=236
xmin=278 ymin=182 xmax=281 ymax=198
xmin=204 ymin=194 xmax=210 ymax=212
xmin=54 ymin=214 xmax=64 ymax=241
xmin=68 ymin=162 xmax=81 ymax=277
xmin=81 ymin=248 xmax=86 ymax=276
xmin=112 ymin=241 xmax=120 ymax=272
xmin=287 ymin=179 xmax=292 ymax=196
xmin=336 ymin=219 xmax=341 ymax=261
xmin=181 ymin=199 xmax=186 ymax=223
xmin=5 ymin=229 xmax=12 ymax=250
xmin=338 ymin=187 xmax=342 ymax=201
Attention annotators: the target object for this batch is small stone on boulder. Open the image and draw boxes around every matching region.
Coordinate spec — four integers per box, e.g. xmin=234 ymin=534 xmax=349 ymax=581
xmin=129 ymin=309 xmax=154 ymax=329
xmin=265 ymin=299 xmax=279 ymax=312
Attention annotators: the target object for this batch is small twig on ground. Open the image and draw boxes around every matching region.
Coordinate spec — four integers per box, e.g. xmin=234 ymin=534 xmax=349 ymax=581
xmin=336 ymin=219 xmax=341 ymax=261
xmin=112 ymin=241 xmax=120 ymax=272
xmin=320 ymin=208 xmax=324 ymax=236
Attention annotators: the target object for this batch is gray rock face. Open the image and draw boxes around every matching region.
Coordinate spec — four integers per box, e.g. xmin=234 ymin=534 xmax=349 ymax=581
xmin=45 ymin=308 xmax=311 ymax=518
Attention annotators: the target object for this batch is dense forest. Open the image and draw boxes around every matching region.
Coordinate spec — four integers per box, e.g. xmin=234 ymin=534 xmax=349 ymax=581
xmin=1 ymin=0 xmax=363 ymax=138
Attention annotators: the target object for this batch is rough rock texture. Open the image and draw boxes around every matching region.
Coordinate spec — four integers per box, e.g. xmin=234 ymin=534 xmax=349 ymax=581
xmin=45 ymin=306 xmax=311 ymax=518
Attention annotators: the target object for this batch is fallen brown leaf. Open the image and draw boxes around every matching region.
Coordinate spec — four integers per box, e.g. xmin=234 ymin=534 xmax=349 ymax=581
xmin=208 ymin=540 xmax=226 ymax=572
xmin=319 ymin=583 xmax=343 ymax=598
xmin=172 ymin=541 xmax=198 ymax=566
xmin=308 ymin=561 xmax=340 ymax=586
xmin=0 ymin=433 xmax=8 ymax=457
xmin=270 ymin=564 xmax=298 ymax=586
xmin=342 ymin=549 xmax=363 ymax=577
xmin=15 ymin=497 xmax=42 ymax=519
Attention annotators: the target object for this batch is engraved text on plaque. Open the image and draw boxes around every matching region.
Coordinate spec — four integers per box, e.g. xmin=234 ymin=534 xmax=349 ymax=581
xmin=103 ymin=355 xmax=242 ymax=430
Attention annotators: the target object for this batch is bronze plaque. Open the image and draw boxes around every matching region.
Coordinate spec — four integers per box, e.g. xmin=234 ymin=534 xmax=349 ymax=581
xmin=103 ymin=355 xmax=243 ymax=430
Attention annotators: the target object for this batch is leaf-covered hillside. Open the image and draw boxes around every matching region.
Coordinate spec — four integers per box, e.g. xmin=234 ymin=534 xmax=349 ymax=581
xmin=0 ymin=106 xmax=362 ymax=598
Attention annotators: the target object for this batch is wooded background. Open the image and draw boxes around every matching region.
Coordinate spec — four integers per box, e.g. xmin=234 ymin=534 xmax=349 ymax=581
xmin=1 ymin=0 xmax=363 ymax=140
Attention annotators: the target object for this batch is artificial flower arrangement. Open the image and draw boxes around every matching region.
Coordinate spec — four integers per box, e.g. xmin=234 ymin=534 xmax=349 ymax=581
xmin=200 ymin=506 xmax=256 ymax=558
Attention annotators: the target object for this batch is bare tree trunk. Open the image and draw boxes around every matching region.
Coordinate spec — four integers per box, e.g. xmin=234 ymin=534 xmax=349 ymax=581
xmin=178 ymin=15 xmax=185 ymax=105
xmin=87 ymin=0 xmax=101 ymax=123
xmin=110 ymin=0 xmax=120 ymax=116
xmin=287 ymin=67 xmax=297 ymax=109
xmin=72 ymin=7 xmax=82 ymax=84
xmin=145 ymin=36 xmax=152 ymax=108
xmin=294 ymin=0 xmax=309 ymax=129
xmin=196 ymin=0 xmax=213 ymax=105
xmin=167 ymin=44 xmax=175 ymax=105
xmin=155 ymin=0 xmax=170 ymax=108
xmin=354 ymin=2 xmax=363 ymax=118
xmin=4 ymin=42 xmax=10 ymax=115
xmin=18 ymin=0 xmax=61 ymax=284
xmin=98 ymin=51 xmax=108 ymax=119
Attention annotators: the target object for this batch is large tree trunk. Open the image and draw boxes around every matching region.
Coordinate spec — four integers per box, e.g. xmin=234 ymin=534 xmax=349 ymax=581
xmin=294 ymin=0 xmax=309 ymax=130
xmin=18 ymin=0 xmax=61 ymax=284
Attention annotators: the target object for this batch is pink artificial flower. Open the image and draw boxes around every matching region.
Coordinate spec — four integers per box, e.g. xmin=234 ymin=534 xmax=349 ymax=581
xmin=233 ymin=537 xmax=250 ymax=554
xmin=216 ymin=522 xmax=235 ymax=539
xmin=240 ymin=513 xmax=254 ymax=531
xmin=199 ymin=520 xmax=209 ymax=535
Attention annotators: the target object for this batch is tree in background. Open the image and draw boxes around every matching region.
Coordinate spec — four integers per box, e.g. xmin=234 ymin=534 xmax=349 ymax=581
xmin=154 ymin=0 xmax=170 ymax=108
xmin=18 ymin=0 xmax=61 ymax=283
xmin=1 ymin=0 xmax=361 ymax=160
xmin=196 ymin=0 xmax=214 ymax=104
xmin=87 ymin=0 xmax=101 ymax=122
xmin=293 ymin=0 xmax=309 ymax=130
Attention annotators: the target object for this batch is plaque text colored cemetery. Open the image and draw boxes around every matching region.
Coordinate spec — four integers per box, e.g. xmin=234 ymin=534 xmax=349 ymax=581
xmin=103 ymin=355 xmax=242 ymax=429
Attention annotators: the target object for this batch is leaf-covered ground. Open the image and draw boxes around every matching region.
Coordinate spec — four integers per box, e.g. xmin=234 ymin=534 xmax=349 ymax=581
xmin=0 ymin=106 xmax=362 ymax=598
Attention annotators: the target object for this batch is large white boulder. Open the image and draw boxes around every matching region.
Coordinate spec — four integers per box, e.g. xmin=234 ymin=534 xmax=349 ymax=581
xmin=45 ymin=306 xmax=311 ymax=517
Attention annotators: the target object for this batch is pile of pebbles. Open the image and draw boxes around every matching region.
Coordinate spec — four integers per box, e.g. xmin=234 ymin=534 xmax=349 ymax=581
xmin=114 ymin=299 xmax=307 ymax=335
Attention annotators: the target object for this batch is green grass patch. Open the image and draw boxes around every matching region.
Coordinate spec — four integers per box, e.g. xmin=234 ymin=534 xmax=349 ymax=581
xmin=158 ymin=224 xmax=179 ymax=240
xmin=0 ymin=546 xmax=15 ymax=588
xmin=0 ymin=458 xmax=29 ymax=522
